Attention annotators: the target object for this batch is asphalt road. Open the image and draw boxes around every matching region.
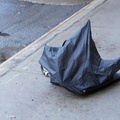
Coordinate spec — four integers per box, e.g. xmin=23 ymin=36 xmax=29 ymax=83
xmin=0 ymin=0 xmax=89 ymax=62
xmin=20 ymin=0 xmax=92 ymax=5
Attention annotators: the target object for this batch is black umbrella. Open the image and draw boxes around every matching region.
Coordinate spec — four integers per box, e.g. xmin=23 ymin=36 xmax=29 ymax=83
xmin=39 ymin=20 xmax=120 ymax=95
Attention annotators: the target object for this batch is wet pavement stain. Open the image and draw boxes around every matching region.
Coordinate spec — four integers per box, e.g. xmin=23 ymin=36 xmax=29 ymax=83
xmin=0 ymin=52 xmax=10 ymax=63
xmin=0 ymin=32 xmax=10 ymax=37
xmin=0 ymin=46 xmax=24 ymax=63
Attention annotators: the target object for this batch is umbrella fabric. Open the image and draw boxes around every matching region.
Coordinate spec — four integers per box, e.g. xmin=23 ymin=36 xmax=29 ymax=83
xmin=39 ymin=20 xmax=120 ymax=95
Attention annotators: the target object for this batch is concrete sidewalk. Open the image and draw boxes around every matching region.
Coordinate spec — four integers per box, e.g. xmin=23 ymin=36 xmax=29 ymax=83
xmin=0 ymin=0 xmax=120 ymax=119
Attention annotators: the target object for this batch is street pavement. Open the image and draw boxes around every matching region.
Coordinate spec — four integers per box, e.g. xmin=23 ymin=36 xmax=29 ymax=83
xmin=20 ymin=0 xmax=93 ymax=5
xmin=0 ymin=0 xmax=86 ymax=62
xmin=0 ymin=0 xmax=120 ymax=120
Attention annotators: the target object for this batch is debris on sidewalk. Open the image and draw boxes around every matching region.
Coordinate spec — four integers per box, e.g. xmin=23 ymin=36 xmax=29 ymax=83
xmin=10 ymin=115 xmax=16 ymax=119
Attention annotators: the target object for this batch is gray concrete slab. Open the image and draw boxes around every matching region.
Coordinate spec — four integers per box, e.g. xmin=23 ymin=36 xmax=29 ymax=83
xmin=0 ymin=0 xmax=120 ymax=120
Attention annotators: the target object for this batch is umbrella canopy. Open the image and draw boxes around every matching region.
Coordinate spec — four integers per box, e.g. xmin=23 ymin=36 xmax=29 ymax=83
xmin=40 ymin=20 xmax=120 ymax=95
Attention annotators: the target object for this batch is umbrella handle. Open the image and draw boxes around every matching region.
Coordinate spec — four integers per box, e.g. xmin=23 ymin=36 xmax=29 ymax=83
xmin=41 ymin=65 xmax=50 ymax=77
